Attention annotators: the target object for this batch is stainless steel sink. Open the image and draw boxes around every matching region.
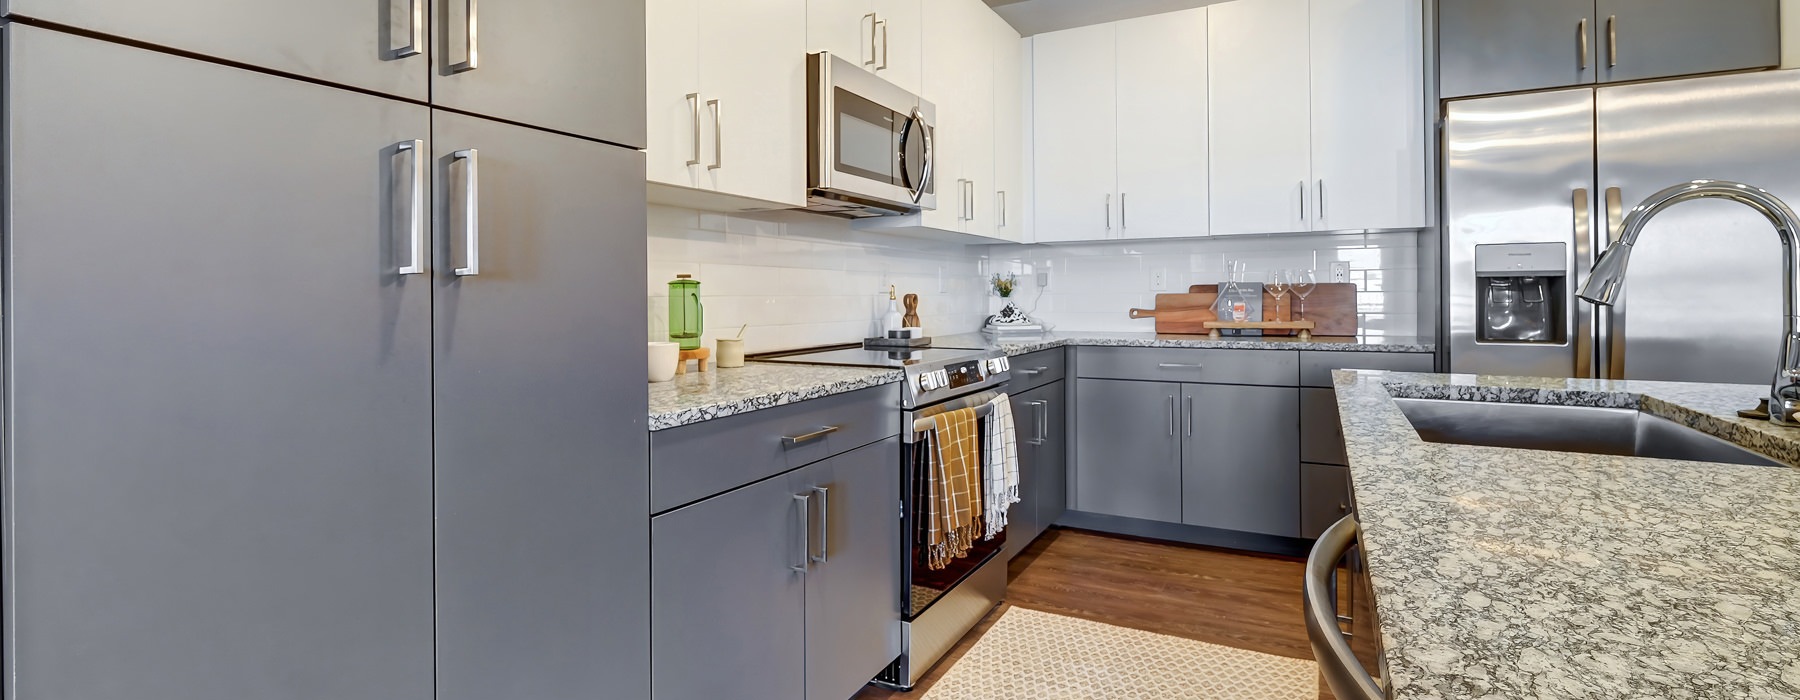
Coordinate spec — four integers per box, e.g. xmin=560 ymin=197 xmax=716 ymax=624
xmin=1391 ymin=399 xmax=1782 ymax=467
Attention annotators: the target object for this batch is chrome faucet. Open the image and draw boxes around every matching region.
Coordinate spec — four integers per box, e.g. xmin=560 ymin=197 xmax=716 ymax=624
xmin=1577 ymin=179 xmax=1800 ymax=426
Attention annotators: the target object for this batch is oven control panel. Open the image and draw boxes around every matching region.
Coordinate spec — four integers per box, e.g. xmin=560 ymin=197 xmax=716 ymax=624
xmin=903 ymin=351 xmax=1010 ymax=408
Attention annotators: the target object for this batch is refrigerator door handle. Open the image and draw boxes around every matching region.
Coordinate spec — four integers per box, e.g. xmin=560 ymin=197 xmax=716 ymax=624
xmin=396 ymin=140 xmax=426 ymax=275
xmin=1572 ymin=188 xmax=1594 ymax=378
xmin=453 ymin=149 xmax=481 ymax=276
xmin=1598 ymin=186 xmax=1626 ymax=379
xmin=1605 ymin=187 xmax=1624 ymax=244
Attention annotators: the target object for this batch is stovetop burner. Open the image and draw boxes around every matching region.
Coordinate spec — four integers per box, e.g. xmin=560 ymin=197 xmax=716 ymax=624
xmin=758 ymin=343 xmax=1010 ymax=409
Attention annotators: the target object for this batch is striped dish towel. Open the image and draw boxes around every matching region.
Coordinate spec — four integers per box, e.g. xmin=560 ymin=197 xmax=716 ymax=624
xmin=982 ymin=395 xmax=1020 ymax=540
xmin=928 ymin=407 xmax=984 ymax=570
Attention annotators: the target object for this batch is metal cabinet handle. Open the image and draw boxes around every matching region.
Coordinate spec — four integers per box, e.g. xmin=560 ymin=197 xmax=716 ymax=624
xmin=966 ymin=180 xmax=976 ymax=221
xmin=1299 ymin=180 xmax=1307 ymax=222
xmin=1185 ymin=395 xmax=1194 ymax=437
xmin=1104 ymin=194 xmax=1112 ymax=232
xmin=864 ymin=13 xmax=879 ymax=66
xmin=1317 ymin=180 xmax=1326 ymax=226
xmin=1606 ymin=15 xmax=1617 ymax=67
xmin=1167 ymin=395 xmax=1176 ymax=437
xmin=1120 ymin=192 xmax=1128 ymax=229
xmin=1578 ymin=18 xmax=1589 ymax=70
xmin=1018 ymin=366 xmax=1049 ymax=376
xmin=396 ymin=0 xmax=424 ymax=58
xmin=1305 ymin=517 xmax=1384 ymax=700
xmin=956 ymin=179 xmax=968 ymax=220
xmin=686 ymin=93 xmax=701 ymax=167
xmin=792 ymin=494 xmax=811 ymax=574
xmin=707 ymin=99 xmax=723 ymax=170
xmin=1038 ymin=400 xmax=1049 ymax=443
xmin=782 ymin=425 xmax=839 ymax=447
xmin=878 ymin=19 xmax=889 ymax=70
xmin=452 ymin=148 xmax=481 ymax=276
xmin=998 ymin=190 xmax=1007 ymax=227
xmin=810 ymin=486 xmax=831 ymax=563
xmin=450 ymin=0 xmax=479 ymax=72
xmin=1158 ymin=363 xmax=1204 ymax=369
xmin=396 ymin=140 xmax=426 ymax=275
xmin=1024 ymin=400 xmax=1048 ymax=445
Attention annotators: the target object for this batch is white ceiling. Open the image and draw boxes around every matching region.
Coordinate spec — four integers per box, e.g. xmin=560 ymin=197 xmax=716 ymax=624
xmin=983 ymin=0 xmax=1230 ymax=36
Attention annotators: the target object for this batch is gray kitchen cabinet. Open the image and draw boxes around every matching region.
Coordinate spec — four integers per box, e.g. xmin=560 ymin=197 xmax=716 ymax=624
xmin=432 ymin=0 xmax=647 ymax=148
xmin=1440 ymin=0 xmax=1779 ymax=99
xmin=1007 ymin=380 xmax=1068 ymax=559
xmin=1301 ymin=387 xmax=1349 ymax=466
xmin=804 ymin=437 xmax=904 ymax=700
xmin=1301 ymin=463 xmax=1353 ymax=539
xmin=1593 ymin=0 xmax=1780 ymax=84
xmin=651 ymin=465 xmax=809 ymax=700
xmin=1439 ymin=0 xmax=1597 ymax=98
xmin=1074 ymin=378 xmax=1183 ymax=523
xmin=430 ymin=112 xmax=649 ymax=700
xmin=652 ymin=437 xmax=900 ymax=700
xmin=6 ymin=0 xmax=430 ymax=100
xmin=1181 ymin=384 xmax=1300 ymax=538
xmin=4 ymin=25 xmax=434 ymax=700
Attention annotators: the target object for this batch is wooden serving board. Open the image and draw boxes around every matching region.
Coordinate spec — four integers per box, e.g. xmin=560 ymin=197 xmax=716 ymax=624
xmin=1188 ymin=283 xmax=1357 ymax=336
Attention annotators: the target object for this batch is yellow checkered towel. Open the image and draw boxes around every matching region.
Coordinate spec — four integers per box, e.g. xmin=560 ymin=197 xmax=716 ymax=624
xmin=928 ymin=407 xmax=984 ymax=570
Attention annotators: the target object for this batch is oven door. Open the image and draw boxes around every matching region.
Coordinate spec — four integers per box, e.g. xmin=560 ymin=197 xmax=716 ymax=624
xmin=902 ymin=387 xmax=1004 ymax=621
xmin=809 ymin=52 xmax=935 ymax=212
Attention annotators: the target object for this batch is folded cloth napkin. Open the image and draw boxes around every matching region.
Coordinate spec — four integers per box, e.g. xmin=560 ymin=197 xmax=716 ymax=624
xmin=927 ymin=407 xmax=983 ymax=570
xmin=982 ymin=395 xmax=1020 ymax=540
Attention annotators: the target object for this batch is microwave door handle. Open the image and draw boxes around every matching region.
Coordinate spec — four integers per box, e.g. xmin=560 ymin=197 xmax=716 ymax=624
xmin=904 ymin=108 xmax=933 ymax=204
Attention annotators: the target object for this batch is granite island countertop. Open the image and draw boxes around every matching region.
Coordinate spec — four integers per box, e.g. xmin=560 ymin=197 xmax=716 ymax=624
xmin=648 ymin=362 xmax=901 ymax=431
xmin=931 ymin=330 xmax=1435 ymax=355
xmin=1334 ymin=370 xmax=1800 ymax=699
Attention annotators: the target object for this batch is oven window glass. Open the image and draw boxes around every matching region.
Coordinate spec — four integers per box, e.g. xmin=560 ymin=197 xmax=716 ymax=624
xmin=834 ymin=88 xmax=899 ymax=185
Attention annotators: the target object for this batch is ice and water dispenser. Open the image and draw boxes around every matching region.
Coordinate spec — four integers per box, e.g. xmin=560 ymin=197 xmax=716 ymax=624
xmin=1473 ymin=243 xmax=1566 ymax=344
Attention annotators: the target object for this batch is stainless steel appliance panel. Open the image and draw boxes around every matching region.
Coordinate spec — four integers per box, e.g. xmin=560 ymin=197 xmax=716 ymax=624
xmin=1444 ymin=88 xmax=1598 ymax=377
xmin=807 ymin=51 xmax=937 ymax=217
xmin=1594 ymin=70 xmax=1800 ymax=384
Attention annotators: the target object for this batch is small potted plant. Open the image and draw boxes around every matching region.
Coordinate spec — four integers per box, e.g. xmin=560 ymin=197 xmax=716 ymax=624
xmin=985 ymin=273 xmax=1039 ymax=332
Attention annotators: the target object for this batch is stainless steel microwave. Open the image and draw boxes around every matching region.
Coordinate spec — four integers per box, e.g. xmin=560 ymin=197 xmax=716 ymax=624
xmin=805 ymin=52 xmax=935 ymax=218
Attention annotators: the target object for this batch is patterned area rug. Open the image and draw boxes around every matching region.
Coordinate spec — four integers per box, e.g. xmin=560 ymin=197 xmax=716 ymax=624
xmin=921 ymin=607 xmax=1319 ymax=700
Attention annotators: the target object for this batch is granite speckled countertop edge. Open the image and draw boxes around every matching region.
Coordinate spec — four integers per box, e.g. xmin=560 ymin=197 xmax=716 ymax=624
xmin=1334 ymin=369 xmax=1800 ymax=699
xmin=647 ymin=363 xmax=902 ymax=431
xmin=935 ymin=330 xmax=1436 ymax=356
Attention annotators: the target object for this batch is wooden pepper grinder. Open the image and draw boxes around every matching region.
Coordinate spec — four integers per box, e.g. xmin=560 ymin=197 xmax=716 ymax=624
xmin=901 ymin=293 xmax=921 ymax=328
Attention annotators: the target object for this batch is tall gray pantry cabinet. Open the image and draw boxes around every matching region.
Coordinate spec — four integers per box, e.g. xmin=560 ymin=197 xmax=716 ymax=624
xmin=1 ymin=5 xmax=648 ymax=700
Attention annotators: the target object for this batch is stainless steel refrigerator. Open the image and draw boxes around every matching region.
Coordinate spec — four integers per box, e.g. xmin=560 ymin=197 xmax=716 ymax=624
xmin=1444 ymin=68 xmax=1800 ymax=384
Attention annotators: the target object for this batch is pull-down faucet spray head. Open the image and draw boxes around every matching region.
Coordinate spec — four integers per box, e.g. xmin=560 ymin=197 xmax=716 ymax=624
xmin=1575 ymin=179 xmax=1800 ymax=426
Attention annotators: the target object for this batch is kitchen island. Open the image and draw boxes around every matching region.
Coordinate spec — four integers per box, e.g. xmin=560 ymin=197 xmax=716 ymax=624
xmin=1334 ymin=370 xmax=1800 ymax=698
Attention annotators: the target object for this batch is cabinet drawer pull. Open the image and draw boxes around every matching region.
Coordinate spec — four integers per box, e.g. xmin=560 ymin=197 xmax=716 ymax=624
xmin=1167 ymin=395 xmax=1176 ymax=437
xmin=1018 ymin=366 xmax=1050 ymax=376
xmin=782 ymin=425 xmax=840 ymax=447
xmin=450 ymin=0 xmax=479 ymax=72
xmin=395 ymin=140 xmax=426 ymax=275
xmin=396 ymin=0 xmax=424 ymax=58
xmin=1578 ymin=18 xmax=1589 ymax=70
xmin=1185 ymin=395 xmax=1194 ymax=437
xmin=1157 ymin=363 xmax=1204 ymax=369
xmin=1025 ymin=400 xmax=1048 ymax=445
xmin=452 ymin=148 xmax=481 ymax=276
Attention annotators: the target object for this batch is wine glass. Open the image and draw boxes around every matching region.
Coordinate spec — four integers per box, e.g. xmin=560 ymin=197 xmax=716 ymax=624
xmin=1290 ymin=269 xmax=1318 ymax=321
xmin=1265 ymin=270 xmax=1289 ymax=319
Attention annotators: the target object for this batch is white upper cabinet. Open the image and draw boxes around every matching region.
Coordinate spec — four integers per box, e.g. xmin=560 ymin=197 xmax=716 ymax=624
xmin=1115 ymin=9 xmax=1210 ymax=240
xmin=1031 ymin=23 xmax=1119 ymax=243
xmin=1208 ymin=0 xmax=1313 ymax=236
xmin=991 ymin=16 xmax=1027 ymax=242
xmin=809 ymin=0 xmax=923 ymax=94
xmin=1309 ymin=0 xmax=1426 ymax=231
xmin=648 ymin=0 xmax=807 ymax=210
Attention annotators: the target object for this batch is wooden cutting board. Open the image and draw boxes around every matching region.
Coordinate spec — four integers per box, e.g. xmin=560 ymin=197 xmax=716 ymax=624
xmin=1189 ymin=283 xmax=1357 ymax=336
xmin=1127 ymin=292 xmax=1219 ymax=334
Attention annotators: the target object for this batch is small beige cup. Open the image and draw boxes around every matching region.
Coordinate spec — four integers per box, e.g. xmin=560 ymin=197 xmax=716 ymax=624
xmin=716 ymin=338 xmax=746 ymax=368
xmin=648 ymin=342 xmax=680 ymax=383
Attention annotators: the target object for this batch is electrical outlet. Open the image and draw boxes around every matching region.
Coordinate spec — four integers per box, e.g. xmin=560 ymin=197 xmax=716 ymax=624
xmin=1330 ymin=261 xmax=1352 ymax=283
xmin=1037 ymin=270 xmax=1051 ymax=288
xmin=1148 ymin=267 xmax=1168 ymax=291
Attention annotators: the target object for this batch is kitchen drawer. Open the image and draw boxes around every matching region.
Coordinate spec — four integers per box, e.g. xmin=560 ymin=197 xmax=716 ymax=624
xmin=1300 ymin=387 xmax=1347 ymax=466
xmin=1298 ymin=351 xmax=1434 ymax=388
xmin=1300 ymin=462 xmax=1352 ymax=540
xmin=1076 ymin=346 xmax=1297 ymax=387
xmin=650 ymin=385 xmax=897 ymax=513
xmin=1008 ymin=348 xmax=1067 ymax=393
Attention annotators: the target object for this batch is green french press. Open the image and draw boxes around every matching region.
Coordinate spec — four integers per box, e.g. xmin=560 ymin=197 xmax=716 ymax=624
xmin=668 ymin=274 xmax=703 ymax=351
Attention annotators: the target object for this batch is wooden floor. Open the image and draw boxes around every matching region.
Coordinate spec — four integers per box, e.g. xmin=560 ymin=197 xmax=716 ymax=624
xmin=853 ymin=527 xmax=1343 ymax=700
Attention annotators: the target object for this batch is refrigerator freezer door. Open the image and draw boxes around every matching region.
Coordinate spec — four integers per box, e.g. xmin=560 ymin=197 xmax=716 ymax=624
xmin=1596 ymin=70 xmax=1800 ymax=384
xmin=1444 ymin=88 xmax=1597 ymax=378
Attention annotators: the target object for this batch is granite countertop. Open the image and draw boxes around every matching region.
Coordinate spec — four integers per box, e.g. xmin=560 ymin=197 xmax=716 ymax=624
xmin=930 ymin=330 xmax=1435 ymax=355
xmin=1333 ymin=370 xmax=1800 ymax=698
xmin=647 ymin=363 xmax=901 ymax=431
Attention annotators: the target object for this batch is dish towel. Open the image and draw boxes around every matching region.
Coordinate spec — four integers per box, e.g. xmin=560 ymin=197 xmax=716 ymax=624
xmin=927 ymin=407 xmax=984 ymax=570
xmin=982 ymin=395 xmax=1020 ymax=540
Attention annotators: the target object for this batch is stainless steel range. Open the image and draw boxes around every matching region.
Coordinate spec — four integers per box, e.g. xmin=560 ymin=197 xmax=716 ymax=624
xmin=759 ymin=344 xmax=1011 ymax=690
